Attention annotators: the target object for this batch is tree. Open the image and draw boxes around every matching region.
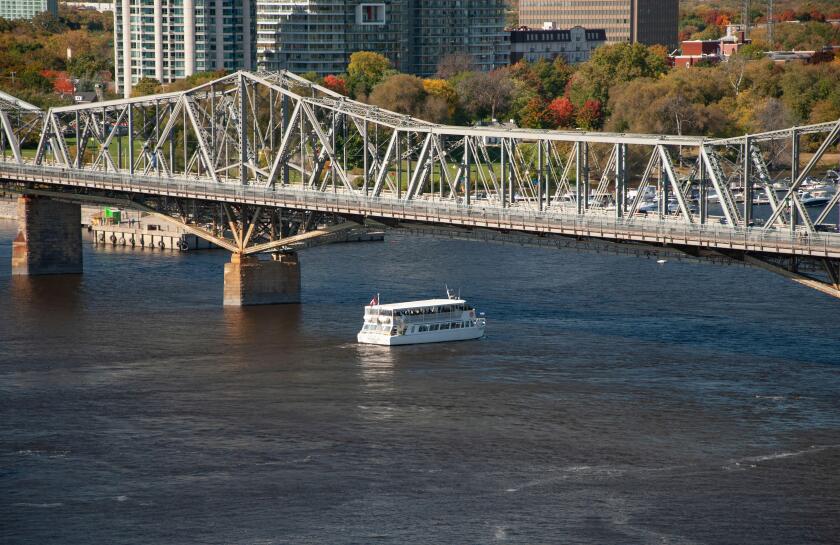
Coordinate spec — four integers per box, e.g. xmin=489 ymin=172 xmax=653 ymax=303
xmin=323 ymin=74 xmax=348 ymax=96
xmin=31 ymin=12 xmax=64 ymax=34
xmin=423 ymin=78 xmax=458 ymax=119
xmin=347 ymin=51 xmax=392 ymax=97
xmin=435 ymin=53 xmax=474 ymax=79
xmin=576 ymin=99 xmax=603 ymax=129
xmin=132 ymin=77 xmax=162 ymax=97
xmin=456 ymin=69 xmax=514 ymax=120
xmin=547 ymin=96 xmax=575 ymax=128
xmin=300 ymin=71 xmax=319 ymax=83
xmin=518 ymin=97 xmax=550 ymax=128
xmin=164 ymin=71 xmax=227 ymax=92
xmin=566 ymin=42 xmax=669 ymax=107
xmin=542 ymin=57 xmax=575 ymax=99
xmin=754 ymin=97 xmax=794 ymax=132
xmin=369 ymin=74 xmax=426 ymax=118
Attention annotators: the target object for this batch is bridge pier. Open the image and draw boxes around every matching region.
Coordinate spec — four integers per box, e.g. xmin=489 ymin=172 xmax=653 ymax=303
xmin=223 ymin=252 xmax=301 ymax=306
xmin=12 ymin=196 xmax=82 ymax=276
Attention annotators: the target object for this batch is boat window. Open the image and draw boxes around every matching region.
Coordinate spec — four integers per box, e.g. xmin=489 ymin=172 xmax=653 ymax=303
xmin=452 ymin=322 xmax=461 ymax=329
xmin=430 ymin=324 xmax=439 ymax=331
xmin=440 ymin=323 xmax=450 ymax=330
xmin=419 ymin=325 xmax=428 ymax=332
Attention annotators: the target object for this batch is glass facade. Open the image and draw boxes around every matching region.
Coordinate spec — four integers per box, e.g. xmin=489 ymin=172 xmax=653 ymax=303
xmin=0 ymin=0 xmax=58 ymax=20
xmin=256 ymin=0 xmax=509 ymax=77
xmin=114 ymin=0 xmax=256 ymax=96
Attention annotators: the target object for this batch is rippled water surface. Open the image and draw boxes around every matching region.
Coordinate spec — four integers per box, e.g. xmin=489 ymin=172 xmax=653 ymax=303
xmin=1 ymin=218 xmax=839 ymax=544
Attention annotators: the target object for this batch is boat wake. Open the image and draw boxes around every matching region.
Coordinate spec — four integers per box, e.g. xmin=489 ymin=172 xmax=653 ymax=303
xmin=723 ymin=444 xmax=840 ymax=470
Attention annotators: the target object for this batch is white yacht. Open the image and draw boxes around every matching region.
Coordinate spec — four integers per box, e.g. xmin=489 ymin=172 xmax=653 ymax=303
xmin=357 ymin=292 xmax=486 ymax=346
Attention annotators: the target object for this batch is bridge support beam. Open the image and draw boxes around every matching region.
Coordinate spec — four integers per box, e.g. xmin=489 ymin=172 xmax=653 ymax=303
xmin=223 ymin=252 xmax=300 ymax=306
xmin=12 ymin=196 xmax=82 ymax=276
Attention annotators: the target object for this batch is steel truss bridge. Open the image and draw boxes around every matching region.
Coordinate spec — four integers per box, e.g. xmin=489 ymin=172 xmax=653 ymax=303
xmin=0 ymin=71 xmax=839 ymax=299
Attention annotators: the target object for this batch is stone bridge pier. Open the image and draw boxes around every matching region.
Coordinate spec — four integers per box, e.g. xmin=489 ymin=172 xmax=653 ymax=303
xmin=12 ymin=196 xmax=83 ymax=276
xmin=223 ymin=253 xmax=301 ymax=306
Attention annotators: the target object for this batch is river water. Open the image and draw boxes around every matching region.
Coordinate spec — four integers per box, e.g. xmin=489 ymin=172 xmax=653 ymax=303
xmin=1 ymin=219 xmax=839 ymax=544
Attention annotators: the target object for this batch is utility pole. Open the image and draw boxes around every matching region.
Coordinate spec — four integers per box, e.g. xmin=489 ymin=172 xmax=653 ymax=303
xmin=743 ymin=0 xmax=751 ymax=38
xmin=767 ymin=0 xmax=774 ymax=48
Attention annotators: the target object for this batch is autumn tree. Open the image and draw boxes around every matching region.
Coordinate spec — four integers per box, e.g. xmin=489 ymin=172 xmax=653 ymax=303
xmin=132 ymin=77 xmax=162 ymax=97
xmin=576 ymin=99 xmax=603 ymax=129
xmin=547 ymin=97 xmax=575 ymax=128
xmin=347 ymin=51 xmax=393 ymax=97
xmin=435 ymin=53 xmax=475 ymax=79
xmin=455 ymin=69 xmax=514 ymax=120
xmin=368 ymin=74 xmax=449 ymax=123
xmin=323 ymin=74 xmax=348 ymax=96
xmin=423 ymin=78 xmax=459 ymax=120
xmin=518 ymin=96 xmax=550 ymax=128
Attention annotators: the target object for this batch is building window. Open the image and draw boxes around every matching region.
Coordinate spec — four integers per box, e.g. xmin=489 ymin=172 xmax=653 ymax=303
xmin=357 ymin=4 xmax=386 ymax=25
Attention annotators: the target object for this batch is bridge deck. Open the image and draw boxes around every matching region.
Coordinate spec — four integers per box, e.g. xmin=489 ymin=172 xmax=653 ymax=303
xmin=2 ymin=163 xmax=839 ymax=260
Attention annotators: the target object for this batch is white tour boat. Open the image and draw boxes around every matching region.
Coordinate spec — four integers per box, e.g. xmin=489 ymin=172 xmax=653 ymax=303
xmin=357 ymin=292 xmax=486 ymax=346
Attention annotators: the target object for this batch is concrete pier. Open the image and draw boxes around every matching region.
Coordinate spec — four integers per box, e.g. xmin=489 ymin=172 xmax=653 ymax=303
xmin=223 ymin=253 xmax=301 ymax=306
xmin=12 ymin=196 xmax=82 ymax=275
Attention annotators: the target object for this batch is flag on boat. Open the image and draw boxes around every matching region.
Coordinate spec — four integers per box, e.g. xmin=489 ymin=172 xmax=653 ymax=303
xmin=369 ymin=295 xmax=378 ymax=306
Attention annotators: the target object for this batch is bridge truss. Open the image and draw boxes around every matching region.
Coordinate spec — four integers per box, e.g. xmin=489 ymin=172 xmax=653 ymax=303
xmin=0 ymin=71 xmax=838 ymax=297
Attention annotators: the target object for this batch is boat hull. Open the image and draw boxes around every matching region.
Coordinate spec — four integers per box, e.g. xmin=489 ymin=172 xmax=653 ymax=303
xmin=357 ymin=325 xmax=485 ymax=346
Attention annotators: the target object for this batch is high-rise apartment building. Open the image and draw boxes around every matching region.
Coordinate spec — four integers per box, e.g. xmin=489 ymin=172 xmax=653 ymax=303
xmin=114 ymin=0 xmax=256 ymax=97
xmin=410 ymin=0 xmax=509 ymax=76
xmin=519 ymin=0 xmax=678 ymax=48
xmin=256 ymin=1 xmax=509 ymax=77
xmin=257 ymin=1 xmax=411 ymax=75
xmin=0 ymin=0 xmax=58 ymax=20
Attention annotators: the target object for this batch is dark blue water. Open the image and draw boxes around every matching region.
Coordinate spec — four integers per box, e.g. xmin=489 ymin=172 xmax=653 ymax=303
xmin=1 ymin=219 xmax=839 ymax=544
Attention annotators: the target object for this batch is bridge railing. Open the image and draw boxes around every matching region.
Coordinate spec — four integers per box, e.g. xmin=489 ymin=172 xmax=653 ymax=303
xmin=2 ymin=162 xmax=839 ymax=258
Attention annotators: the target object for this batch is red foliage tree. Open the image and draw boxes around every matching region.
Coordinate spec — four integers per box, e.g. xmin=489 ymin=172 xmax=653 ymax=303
xmin=323 ymin=74 xmax=348 ymax=96
xmin=40 ymin=70 xmax=74 ymax=94
xmin=576 ymin=99 xmax=603 ymax=130
xmin=547 ymin=97 xmax=576 ymax=128
xmin=778 ymin=9 xmax=796 ymax=21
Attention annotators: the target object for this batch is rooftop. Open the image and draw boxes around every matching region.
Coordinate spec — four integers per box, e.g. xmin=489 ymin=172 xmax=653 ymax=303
xmin=370 ymin=298 xmax=467 ymax=311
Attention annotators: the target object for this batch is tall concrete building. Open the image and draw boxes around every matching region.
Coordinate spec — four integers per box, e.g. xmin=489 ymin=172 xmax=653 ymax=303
xmin=519 ymin=0 xmax=678 ymax=48
xmin=256 ymin=1 xmax=509 ymax=77
xmin=0 ymin=0 xmax=58 ymax=19
xmin=114 ymin=0 xmax=255 ymax=97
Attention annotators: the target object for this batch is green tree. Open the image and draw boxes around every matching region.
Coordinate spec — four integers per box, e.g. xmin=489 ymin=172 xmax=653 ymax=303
xmin=532 ymin=57 xmax=574 ymax=100
xmin=132 ymin=77 xmax=162 ymax=97
xmin=567 ymin=43 xmax=669 ymax=107
xmin=32 ymin=12 xmax=64 ymax=34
